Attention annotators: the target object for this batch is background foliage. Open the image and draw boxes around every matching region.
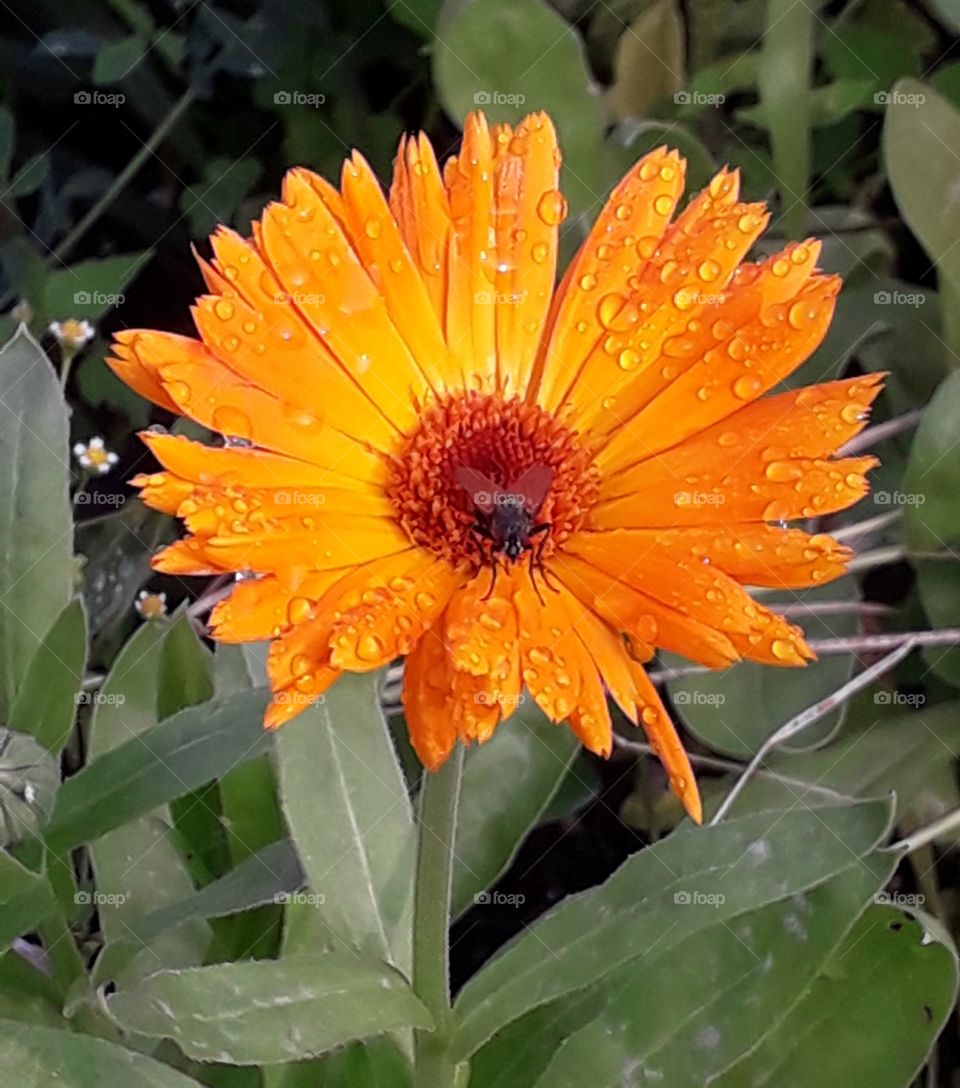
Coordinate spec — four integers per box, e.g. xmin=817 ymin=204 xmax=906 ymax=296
xmin=2 ymin=0 xmax=960 ymax=1084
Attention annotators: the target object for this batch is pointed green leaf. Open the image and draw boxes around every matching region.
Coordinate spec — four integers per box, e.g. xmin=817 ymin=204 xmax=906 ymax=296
xmin=0 ymin=1021 xmax=205 ymax=1087
xmin=453 ymin=798 xmax=891 ymax=1058
xmin=9 ymin=598 xmax=86 ymax=754
xmin=275 ymin=672 xmax=414 ymax=971
xmin=108 ymin=954 xmax=434 ymax=1064
xmin=45 ymin=689 xmax=271 ymax=853
xmin=0 ymin=327 xmax=72 ymax=721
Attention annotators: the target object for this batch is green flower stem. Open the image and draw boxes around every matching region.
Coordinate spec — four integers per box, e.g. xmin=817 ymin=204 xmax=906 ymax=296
xmin=53 ymin=87 xmax=195 ymax=265
xmin=412 ymin=745 xmax=464 ymax=1088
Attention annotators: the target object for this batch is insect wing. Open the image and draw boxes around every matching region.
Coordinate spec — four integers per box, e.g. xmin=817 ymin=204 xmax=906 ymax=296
xmin=454 ymin=465 xmax=498 ymax=514
xmin=509 ymin=463 xmax=554 ymax=513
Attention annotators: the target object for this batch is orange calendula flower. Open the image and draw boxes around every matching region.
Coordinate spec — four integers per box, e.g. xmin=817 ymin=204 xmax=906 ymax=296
xmin=110 ymin=112 xmax=882 ymax=825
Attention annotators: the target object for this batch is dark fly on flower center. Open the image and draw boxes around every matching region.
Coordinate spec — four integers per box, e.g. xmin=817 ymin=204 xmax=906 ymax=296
xmin=454 ymin=462 xmax=559 ymax=605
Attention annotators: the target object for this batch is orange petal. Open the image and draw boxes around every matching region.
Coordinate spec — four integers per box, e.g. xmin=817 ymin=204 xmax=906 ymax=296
xmin=209 ymin=570 xmax=340 ymax=642
xmin=590 ymin=454 xmax=877 ymax=528
xmin=444 ymin=112 xmax=497 ymax=391
xmin=627 ymin=662 xmax=702 ymax=823
xmin=340 ymin=152 xmax=459 ymax=391
xmin=402 ymin=627 xmax=458 ymax=769
xmin=488 ymin=112 xmax=561 ymax=395
xmin=390 ymin=133 xmax=451 ymax=327
xmin=259 ymin=170 xmax=432 ymax=431
xmin=512 ymin=574 xmax=613 ymax=756
xmin=194 ymin=228 xmax=400 ymax=452
xmin=328 ymin=552 xmax=461 ymax=670
xmin=555 ymin=552 xmax=738 ymax=670
xmin=108 ymin=331 xmax=180 ymax=413
xmin=534 ymin=147 xmax=686 ymax=407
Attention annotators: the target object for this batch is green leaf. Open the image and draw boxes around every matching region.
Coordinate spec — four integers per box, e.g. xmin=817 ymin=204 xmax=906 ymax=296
xmin=107 ymin=954 xmax=434 ymax=1064
xmin=128 ymin=839 xmax=303 ymax=944
xmin=712 ymin=905 xmax=958 ymax=1087
xmin=666 ymin=578 xmax=859 ymax=758
xmin=92 ymin=36 xmax=148 ymax=84
xmin=0 ymin=850 xmax=57 ymax=953
xmin=9 ymin=598 xmax=86 ymax=754
xmin=275 ymin=673 xmax=415 ymax=971
xmin=452 ymin=700 xmax=577 ymax=917
xmin=756 ymin=0 xmax=814 ymax=238
xmin=85 ymin=616 xmax=214 ymax=973
xmin=885 ymin=78 xmax=960 ymax=354
xmin=0 ymin=1020 xmax=206 ymax=1087
xmin=45 ymin=689 xmax=271 ymax=853
xmin=387 ymin=0 xmax=442 ymax=36
xmin=42 ymin=252 xmax=152 ymax=324
xmin=903 ymin=369 xmax=960 ymax=682
xmin=452 ymin=798 xmax=891 ymax=1058
xmin=606 ymin=0 xmax=685 ymax=120
xmin=0 ymin=328 xmax=72 ymax=722
xmin=532 ymin=858 xmax=894 ymax=1086
xmin=433 ymin=0 xmax=609 ymax=213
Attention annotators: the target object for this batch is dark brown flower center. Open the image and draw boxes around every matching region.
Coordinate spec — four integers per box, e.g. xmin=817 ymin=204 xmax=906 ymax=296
xmin=386 ymin=391 xmax=599 ymax=571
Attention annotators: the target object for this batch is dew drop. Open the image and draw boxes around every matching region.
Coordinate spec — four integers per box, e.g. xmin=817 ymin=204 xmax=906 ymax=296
xmin=537 ymin=189 xmax=568 ymax=226
xmin=214 ymin=299 xmax=235 ymax=321
xmin=212 ymin=406 xmax=253 ymax=440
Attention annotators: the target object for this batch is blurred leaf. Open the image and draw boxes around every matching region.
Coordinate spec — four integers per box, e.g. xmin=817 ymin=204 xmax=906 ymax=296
xmin=885 ymin=78 xmax=960 ymax=354
xmin=0 ymin=728 xmax=59 ymax=847
xmin=108 ymin=954 xmax=433 ymax=1064
xmin=452 ymin=699 xmax=578 ymax=917
xmin=77 ymin=500 xmax=167 ymax=640
xmin=275 ymin=673 xmax=414 ymax=971
xmin=179 ymin=157 xmax=261 ymax=237
xmin=0 ymin=952 xmax=64 ymax=1028
xmin=610 ymin=118 xmax=717 ymax=191
xmin=129 ymin=839 xmax=303 ymax=944
xmin=452 ymin=798 xmax=891 ymax=1058
xmin=42 ymin=251 xmax=152 ymax=325
xmin=0 ymin=1021 xmax=206 ymax=1087
xmin=822 ymin=23 xmax=922 ymax=96
xmin=666 ymin=578 xmax=859 ymax=758
xmin=9 ymin=598 xmax=86 ymax=754
xmin=10 ymin=154 xmax=50 ymax=199
xmin=433 ymin=0 xmax=609 ymax=213
xmin=606 ymin=0 xmax=685 ymax=121
xmin=387 ymin=0 xmax=442 ymax=37
xmin=45 ymin=689 xmax=271 ymax=853
xmin=532 ymin=859 xmax=892 ymax=1086
xmin=925 ymin=0 xmax=960 ymax=33
xmin=0 ymin=328 xmax=72 ymax=722
xmin=0 ymin=106 xmax=13 ymax=181
xmin=92 ymin=36 xmax=148 ymax=85
xmin=713 ymin=906 xmax=957 ymax=1087
xmin=903 ymin=368 xmax=960 ymax=683
xmin=756 ymin=0 xmax=814 ymax=238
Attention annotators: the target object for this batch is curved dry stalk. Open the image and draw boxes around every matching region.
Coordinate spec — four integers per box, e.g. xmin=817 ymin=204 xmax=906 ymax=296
xmin=709 ymin=638 xmax=918 ymax=825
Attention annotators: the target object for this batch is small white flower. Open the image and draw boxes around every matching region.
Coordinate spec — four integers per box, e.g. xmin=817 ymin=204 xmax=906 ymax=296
xmin=73 ymin=436 xmax=119 ymax=475
xmin=49 ymin=318 xmax=95 ymax=351
xmin=135 ymin=590 xmax=168 ymax=620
